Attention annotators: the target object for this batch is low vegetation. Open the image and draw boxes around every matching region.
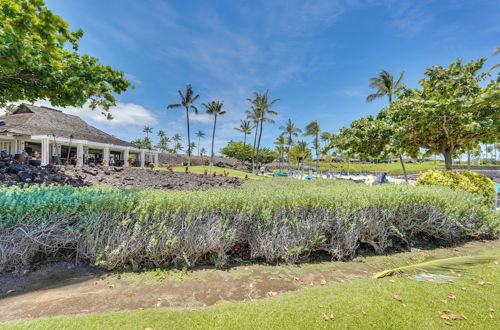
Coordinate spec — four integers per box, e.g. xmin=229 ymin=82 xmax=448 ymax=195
xmin=417 ymin=170 xmax=496 ymax=199
xmin=1 ymin=180 xmax=498 ymax=272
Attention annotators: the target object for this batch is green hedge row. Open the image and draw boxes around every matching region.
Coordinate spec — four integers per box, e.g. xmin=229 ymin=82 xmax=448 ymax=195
xmin=1 ymin=179 xmax=498 ymax=271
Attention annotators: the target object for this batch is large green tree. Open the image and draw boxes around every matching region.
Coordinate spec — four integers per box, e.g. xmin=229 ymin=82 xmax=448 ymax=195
xmin=391 ymin=58 xmax=499 ymax=170
xmin=167 ymin=84 xmax=200 ymax=165
xmin=203 ymin=100 xmax=227 ymax=166
xmin=366 ymin=69 xmax=408 ymax=181
xmin=0 ymin=0 xmax=132 ymax=116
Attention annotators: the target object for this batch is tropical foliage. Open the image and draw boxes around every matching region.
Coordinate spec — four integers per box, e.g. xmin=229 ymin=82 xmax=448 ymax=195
xmin=0 ymin=0 xmax=132 ymax=117
xmin=417 ymin=170 xmax=495 ymax=199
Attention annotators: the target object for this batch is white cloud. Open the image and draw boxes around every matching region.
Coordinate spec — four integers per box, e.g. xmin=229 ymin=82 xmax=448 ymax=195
xmin=5 ymin=100 xmax=158 ymax=128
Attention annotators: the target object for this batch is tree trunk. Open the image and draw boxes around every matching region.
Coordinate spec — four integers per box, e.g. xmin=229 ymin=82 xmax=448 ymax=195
xmin=198 ymin=137 xmax=201 ymax=156
xmin=255 ymin=116 xmax=265 ymax=175
xmin=399 ymin=155 xmax=408 ymax=183
xmin=242 ymin=133 xmax=247 ymax=164
xmin=185 ymin=107 xmax=191 ymax=166
xmin=315 ymin=135 xmax=319 ymax=174
xmin=210 ymin=115 xmax=217 ymax=166
xmin=251 ymin=123 xmax=259 ymax=174
xmin=467 ymin=151 xmax=471 ymax=170
xmin=443 ymin=151 xmax=453 ymax=171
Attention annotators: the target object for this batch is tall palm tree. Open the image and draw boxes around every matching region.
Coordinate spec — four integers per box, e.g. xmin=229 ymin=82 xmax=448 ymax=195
xmin=174 ymin=142 xmax=183 ymax=153
xmin=303 ymin=120 xmax=320 ymax=171
xmin=245 ymin=106 xmax=261 ymax=171
xmin=366 ymin=70 xmax=408 ymax=182
xmin=247 ymin=91 xmax=279 ymax=174
xmin=274 ymin=134 xmax=286 ymax=171
xmin=157 ymin=129 xmax=166 ymax=139
xmin=279 ymin=119 xmax=302 ymax=169
xmin=200 ymin=147 xmax=207 ymax=156
xmin=195 ymin=130 xmax=205 ymax=156
xmin=234 ymin=120 xmax=253 ymax=151
xmin=167 ymin=84 xmax=200 ymax=165
xmin=204 ymin=101 xmax=227 ymax=166
xmin=143 ymin=126 xmax=153 ymax=139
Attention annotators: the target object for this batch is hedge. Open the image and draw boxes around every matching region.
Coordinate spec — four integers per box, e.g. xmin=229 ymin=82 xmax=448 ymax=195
xmin=1 ymin=179 xmax=498 ymax=272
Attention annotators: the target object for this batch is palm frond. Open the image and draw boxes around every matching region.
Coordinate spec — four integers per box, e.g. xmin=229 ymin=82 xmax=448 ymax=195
xmin=373 ymin=253 xmax=499 ymax=279
xmin=167 ymin=103 xmax=182 ymax=109
xmin=366 ymin=92 xmax=385 ymax=103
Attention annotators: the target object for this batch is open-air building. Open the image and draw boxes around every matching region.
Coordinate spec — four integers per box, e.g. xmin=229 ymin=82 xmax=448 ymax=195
xmin=0 ymin=104 xmax=158 ymax=167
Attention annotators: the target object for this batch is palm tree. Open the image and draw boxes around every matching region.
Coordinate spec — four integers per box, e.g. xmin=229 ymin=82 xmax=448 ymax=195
xmin=200 ymin=147 xmax=207 ymax=156
xmin=3 ymin=104 xmax=18 ymax=115
xmin=279 ymin=119 xmax=302 ymax=169
xmin=204 ymin=101 xmax=227 ymax=166
xmin=189 ymin=142 xmax=196 ymax=155
xmin=245 ymin=106 xmax=261 ymax=171
xmin=167 ymin=84 xmax=200 ymax=166
xmin=172 ymin=134 xmax=182 ymax=153
xmin=247 ymin=91 xmax=279 ymax=174
xmin=366 ymin=70 xmax=408 ymax=182
xmin=195 ymin=130 xmax=205 ymax=156
xmin=143 ymin=126 xmax=153 ymax=139
xmin=156 ymin=136 xmax=170 ymax=152
xmin=274 ymin=134 xmax=286 ymax=171
xmin=234 ymin=120 xmax=253 ymax=151
xmin=174 ymin=142 xmax=183 ymax=153
xmin=157 ymin=129 xmax=166 ymax=139
xmin=303 ymin=120 xmax=320 ymax=172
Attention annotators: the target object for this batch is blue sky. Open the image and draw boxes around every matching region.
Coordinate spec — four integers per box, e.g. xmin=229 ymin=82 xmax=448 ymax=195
xmin=38 ymin=0 xmax=499 ymax=153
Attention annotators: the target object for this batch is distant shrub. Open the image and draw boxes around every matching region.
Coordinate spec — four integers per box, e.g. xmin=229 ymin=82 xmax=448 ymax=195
xmin=182 ymin=160 xmax=198 ymax=166
xmin=0 ymin=180 xmax=498 ymax=272
xmin=417 ymin=170 xmax=495 ymax=199
xmin=214 ymin=161 xmax=225 ymax=168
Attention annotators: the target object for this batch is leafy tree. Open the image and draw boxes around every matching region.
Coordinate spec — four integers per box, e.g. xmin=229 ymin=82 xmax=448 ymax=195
xmin=0 ymin=0 xmax=132 ymax=116
xmin=220 ymin=141 xmax=253 ymax=162
xmin=303 ymin=120 xmax=320 ymax=171
xmin=247 ymin=91 xmax=279 ymax=173
xmin=195 ymin=130 xmax=205 ymax=156
xmin=234 ymin=120 xmax=253 ymax=151
xmin=204 ymin=101 xmax=227 ymax=166
xmin=366 ymin=69 xmax=408 ymax=181
xmin=289 ymin=140 xmax=310 ymax=175
xmin=167 ymin=84 xmax=200 ymax=165
xmin=390 ymin=58 xmax=499 ymax=170
xmin=279 ymin=119 xmax=302 ymax=168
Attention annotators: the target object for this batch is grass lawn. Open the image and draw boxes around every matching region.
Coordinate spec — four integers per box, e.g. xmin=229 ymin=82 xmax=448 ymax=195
xmin=6 ymin=255 xmax=498 ymax=329
xmin=171 ymin=165 xmax=264 ymax=179
xmin=303 ymin=160 xmax=500 ymax=176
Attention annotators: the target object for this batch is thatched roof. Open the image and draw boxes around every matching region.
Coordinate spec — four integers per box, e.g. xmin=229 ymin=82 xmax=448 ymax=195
xmin=0 ymin=104 xmax=134 ymax=147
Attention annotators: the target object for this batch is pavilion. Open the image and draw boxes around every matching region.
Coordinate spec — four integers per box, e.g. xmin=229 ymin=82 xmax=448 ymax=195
xmin=0 ymin=104 xmax=158 ymax=167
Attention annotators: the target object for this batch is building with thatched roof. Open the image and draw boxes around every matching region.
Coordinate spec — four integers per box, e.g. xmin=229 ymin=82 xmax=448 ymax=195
xmin=0 ymin=104 xmax=157 ymax=166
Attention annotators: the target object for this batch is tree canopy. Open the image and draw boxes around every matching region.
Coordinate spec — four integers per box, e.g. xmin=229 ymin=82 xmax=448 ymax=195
xmin=0 ymin=0 xmax=132 ymax=116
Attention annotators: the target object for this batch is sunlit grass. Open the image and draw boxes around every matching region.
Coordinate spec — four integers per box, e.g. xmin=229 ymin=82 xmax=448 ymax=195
xmin=170 ymin=165 xmax=264 ymax=179
xmin=6 ymin=259 xmax=498 ymax=329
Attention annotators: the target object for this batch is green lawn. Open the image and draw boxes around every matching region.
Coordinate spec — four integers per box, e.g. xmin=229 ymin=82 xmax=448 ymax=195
xmin=302 ymin=161 xmax=500 ymax=176
xmin=6 ymin=257 xmax=498 ymax=329
xmin=171 ymin=165 xmax=264 ymax=179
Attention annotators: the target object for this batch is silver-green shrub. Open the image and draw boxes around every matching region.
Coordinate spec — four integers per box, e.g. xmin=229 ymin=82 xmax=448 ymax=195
xmin=0 ymin=179 xmax=498 ymax=272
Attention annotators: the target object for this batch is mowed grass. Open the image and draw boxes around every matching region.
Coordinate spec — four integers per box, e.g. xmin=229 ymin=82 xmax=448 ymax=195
xmin=6 ymin=261 xmax=498 ymax=329
xmin=171 ymin=165 xmax=264 ymax=179
xmin=308 ymin=160 xmax=500 ymax=176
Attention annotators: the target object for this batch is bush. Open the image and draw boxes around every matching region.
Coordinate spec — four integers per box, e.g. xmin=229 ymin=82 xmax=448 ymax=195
xmin=214 ymin=161 xmax=225 ymax=168
xmin=182 ymin=160 xmax=198 ymax=166
xmin=1 ymin=180 xmax=498 ymax=272
xmin=417 ymin=170 xmax=495 ymax=199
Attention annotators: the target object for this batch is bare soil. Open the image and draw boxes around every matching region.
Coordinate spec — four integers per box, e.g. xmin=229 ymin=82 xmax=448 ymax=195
xmin=0 ymin=239 xmax=498 ymax=323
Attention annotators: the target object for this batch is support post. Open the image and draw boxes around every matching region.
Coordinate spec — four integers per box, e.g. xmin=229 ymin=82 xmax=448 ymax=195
xmin=41 ymin=138 xmax=50 ymax=165
xmin=76 ymin=143 xmax=84 ymax=167
xmin=140 ymin=150 xmax=145 ymax=167
xmin=124 ymin=149 xmax=130 ymax=167
xmin=154 ymin=151 xmax=159 ymax=167
xmin=103 ymin=145 xmax=110 ymax=167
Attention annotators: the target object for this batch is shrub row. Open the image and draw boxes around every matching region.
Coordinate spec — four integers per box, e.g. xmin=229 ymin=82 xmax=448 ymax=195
xmin=0 ymin=179 xmax=498 ymax=272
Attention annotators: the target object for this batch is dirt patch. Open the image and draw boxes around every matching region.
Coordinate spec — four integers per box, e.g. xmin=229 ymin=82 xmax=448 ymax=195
xmin=1 ymin=239 xmax=498 ymax=323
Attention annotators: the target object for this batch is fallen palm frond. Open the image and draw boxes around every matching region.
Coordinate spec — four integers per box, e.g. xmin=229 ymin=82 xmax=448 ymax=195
xmin=373 ymin=252 xmax=500 ymax=279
